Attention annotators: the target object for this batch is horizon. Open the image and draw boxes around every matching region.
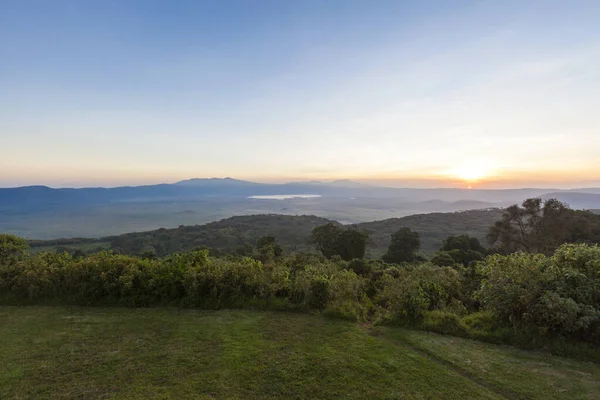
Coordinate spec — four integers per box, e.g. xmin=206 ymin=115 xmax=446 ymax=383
xmin=3 ymin=175 xmax=600 ymax=191
xmin=2 ymin=1 xmax=600 ymax=188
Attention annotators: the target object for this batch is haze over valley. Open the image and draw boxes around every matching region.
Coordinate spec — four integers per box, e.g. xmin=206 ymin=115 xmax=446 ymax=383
xmin=2 ymin=177 xmax=599 ymax=239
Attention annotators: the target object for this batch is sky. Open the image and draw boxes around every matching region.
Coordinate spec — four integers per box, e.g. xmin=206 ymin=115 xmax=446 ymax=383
xmin=1 ymin=0 xmax=600 ymax=189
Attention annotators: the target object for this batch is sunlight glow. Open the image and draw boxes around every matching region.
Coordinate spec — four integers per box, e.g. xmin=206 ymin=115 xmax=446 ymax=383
xmin=448 ymin=162 xmax=494 ymax=183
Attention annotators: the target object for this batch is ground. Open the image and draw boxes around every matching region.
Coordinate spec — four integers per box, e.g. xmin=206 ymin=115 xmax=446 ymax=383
xmin=1 ymin=306 xmax=599 ymax=399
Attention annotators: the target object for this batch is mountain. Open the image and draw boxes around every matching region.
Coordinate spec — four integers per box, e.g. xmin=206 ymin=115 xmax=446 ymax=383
xmin=3 ymin=179 xmax=598 ymax=214
xmin=174 ymin=177 xmax=258 ymax=187
xmin=329 ymin=179 xmax=371 ymax=188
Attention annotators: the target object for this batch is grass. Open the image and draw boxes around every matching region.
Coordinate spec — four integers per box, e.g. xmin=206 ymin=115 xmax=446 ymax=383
xmin=1 ymin=307 xmax=599 ymax=399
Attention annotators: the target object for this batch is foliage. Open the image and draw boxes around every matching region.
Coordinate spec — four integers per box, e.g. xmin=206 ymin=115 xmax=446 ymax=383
xmin=310 ymin=223 xmax=369 ymax=261
xmin=431 ymin=251 xmax=456 ymax=267
xmin=374 ymin=264 xmax=461 ymax=324
xmin=477 ymin=244 xmax=600 ymax=342
xmin=435 ymin=234 xmax=486 ymax=266
xmin=29 ymin=209 xmax=505 ymax=257
xmin=382 ymin=227 xmax=420 ymax=264
xmin=0 ymin=234 xmax=29 ymax=265
xmin=487 ymin=198 xmax=600 ymax=255
xmin=421 ymin=310 xmax=468 ymax=336
xmin=3 ymin=233 xmax=600 ymax=355
xmin=255 ymin=235 xmax=283 ymax=262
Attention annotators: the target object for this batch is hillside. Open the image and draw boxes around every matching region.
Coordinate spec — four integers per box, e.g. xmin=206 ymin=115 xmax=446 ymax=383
xmin=2 ymin=307 xmax=599 ymax=399
xmin=356 ymin=208 xmax=504 ymax=256
xmin=108 ymin=214 xmax=333 ymax=256
xmin=30 ymin=209 xmax=504 ymax=256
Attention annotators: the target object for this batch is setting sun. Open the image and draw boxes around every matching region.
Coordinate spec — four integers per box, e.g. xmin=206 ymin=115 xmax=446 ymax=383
xmin=448 ymin=162 xmax=493 ymax=183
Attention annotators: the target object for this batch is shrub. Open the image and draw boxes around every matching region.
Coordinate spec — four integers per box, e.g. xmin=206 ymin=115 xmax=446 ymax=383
xmin=345 ymin=259 xmax=373 ymax=276
xmin=462 ymin=311 xmax=498 ymax=332
xmin=325 ymin=270 xmax=370 ymax=321
xmin=0 ymin=234 xmax=29 ymax=266
xmin=421 ymin=310 xmax=467 ymax=336
xmin=476 ymin=252 xmax=549 ymax=327
xmin=8 ymin=252 xmax=72 ymax=301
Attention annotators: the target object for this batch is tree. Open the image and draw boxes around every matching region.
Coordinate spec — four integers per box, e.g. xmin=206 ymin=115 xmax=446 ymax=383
xmin=0 ymin=234 xmax=29 ymax=265
xmin=442 ymin=235 xmax=485 ymax=253
xmin=311 ymin=224 xmax=368 ymax=261
xmin=311 ymin=223 xmax=343 ymax=259
xmin=257 ymin=236 xmax=282 ymax=256
xmin=437 ymin=235 xmax=485 ymax=266
xmin=431 ymin=251 xmax=456 ymax=267
xmin=256 ymin=236 xmax=283 ymax=261
xmin=487 ymin=198 xmax=600 ymax=255
xmin=382 ymin=228 xmax=420 ymax=264
xmin=336 ymin=228 xmax=369 ymax=261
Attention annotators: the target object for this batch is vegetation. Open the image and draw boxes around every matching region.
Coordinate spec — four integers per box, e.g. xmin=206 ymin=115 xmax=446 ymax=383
xmin=359 ymin=208 xmax=505 ymax=256
xmin=2 ymin=234 xmax=600 ymax=362
xmin=1 ymin=198 xmax=600 ymax=400
xmin=382 ymin=227 xmax=421 ymax=263
xmin=431 ymin=234 xmax=487 ymax=267
xmin=2 ymin=306 xmax=600 ymax=399
xmin=488 ymin=198 xmax=600 ymax=255
xmin=29 ymin=209 xmax=505 ymax=257
xmin=0 ymin=234 xmax=28 ymax=265
xmin=310 ymin=223 xmax=368 ymax=260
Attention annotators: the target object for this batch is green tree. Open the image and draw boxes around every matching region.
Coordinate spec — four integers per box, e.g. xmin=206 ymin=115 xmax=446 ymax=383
xmin=311 ymin=223 xmax=343 ymax=258
xmin=382 ymin=228 xmax=420 ymax=264
xmin=437 ymin=234 xmax=485 ymax=266
xmin=0 ymin=234 xmax=29 ymax=265
xmin=431 ymin=251 xmax=456 ymax=267
xmin=442 ymin=235 xmax=485 ymax=253
xmin=256 ymin=236 xmax=283 ymax=262
xmin=311 ymin=224 xmax=368 ymax=261
xmin=487 ymin=198 xmax=600 ymax=255
xmin=336 ymin=228 xmax=369 ymax=261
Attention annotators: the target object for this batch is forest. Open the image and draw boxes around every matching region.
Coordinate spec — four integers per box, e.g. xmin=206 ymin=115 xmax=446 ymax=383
xmin=2 ymin=198 xmax=600 ymax=362
xmin=29 ymin=209 xmax=506 ymax=257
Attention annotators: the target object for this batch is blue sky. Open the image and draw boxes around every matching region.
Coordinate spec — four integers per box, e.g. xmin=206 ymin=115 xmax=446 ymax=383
xmin=2 ymin=0 xmax=600 ymax=188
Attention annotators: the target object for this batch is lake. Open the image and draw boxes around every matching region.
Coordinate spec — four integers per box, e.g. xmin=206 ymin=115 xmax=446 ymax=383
xmin=248 ymin=194 xmax=322 ymax=200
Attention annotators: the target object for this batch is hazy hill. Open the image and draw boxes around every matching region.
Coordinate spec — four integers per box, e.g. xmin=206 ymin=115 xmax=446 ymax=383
xmin=106 ymin=214 xmax=333 ymax=256
xmin=30 ymin=210 xmax=504 ymax=257
xmin=356 ymin=208 xmax=504 ymax=256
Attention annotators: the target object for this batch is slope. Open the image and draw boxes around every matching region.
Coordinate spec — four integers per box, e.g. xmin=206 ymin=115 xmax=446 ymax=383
xmin=29 ymin=209 xmax=503 ymax=256
xmin=1 ymin=306 xmax=599 ymax=399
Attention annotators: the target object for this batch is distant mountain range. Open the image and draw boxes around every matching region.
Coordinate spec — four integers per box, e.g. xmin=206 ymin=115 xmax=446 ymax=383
xmin=2 ymin=178 xmax=599 ymax=212
xmin=1 ymin=178 xmax=599 ymax=240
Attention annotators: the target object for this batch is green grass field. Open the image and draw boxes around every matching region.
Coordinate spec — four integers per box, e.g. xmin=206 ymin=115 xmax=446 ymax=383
xmin=1 ymin=307 xmax=599 ymax=399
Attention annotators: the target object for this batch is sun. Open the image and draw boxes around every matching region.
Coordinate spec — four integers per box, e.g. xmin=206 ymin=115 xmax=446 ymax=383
xmin=448 ymin=162 xmax=492 ymax=183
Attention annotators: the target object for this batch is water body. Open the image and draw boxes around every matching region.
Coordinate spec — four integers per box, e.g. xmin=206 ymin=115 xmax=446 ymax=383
xmin=248 ymin=194 xmax=322 ymax=200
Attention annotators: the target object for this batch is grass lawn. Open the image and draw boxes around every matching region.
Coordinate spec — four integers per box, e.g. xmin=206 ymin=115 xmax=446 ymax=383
xmin=1 ymin=307 xmax=599 ymax=399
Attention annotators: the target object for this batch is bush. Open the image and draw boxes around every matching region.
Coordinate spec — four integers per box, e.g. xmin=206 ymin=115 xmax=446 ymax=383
xmin=345 ymin=259 xmax=373 ymax=276
xmin=477 ymin=244 xmax=600 ymax=343
xmin=0 ymin=234 xmax=29 ymax=265
xmin=462 ymin=311 xmax=497 ymax=332
xmin=1 ymin=236 xmax=600 ymax=356
xmin=325 ymin=270 xmax=370 ymax=321
xmin=476 ymin=252 xmax=549 ymax=327
xmin=421 ymin=310 xmax=467 ymax=336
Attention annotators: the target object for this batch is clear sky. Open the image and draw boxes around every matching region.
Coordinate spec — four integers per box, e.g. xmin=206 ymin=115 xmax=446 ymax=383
xmin=2 ymin=0 xmax=600 ymax=188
